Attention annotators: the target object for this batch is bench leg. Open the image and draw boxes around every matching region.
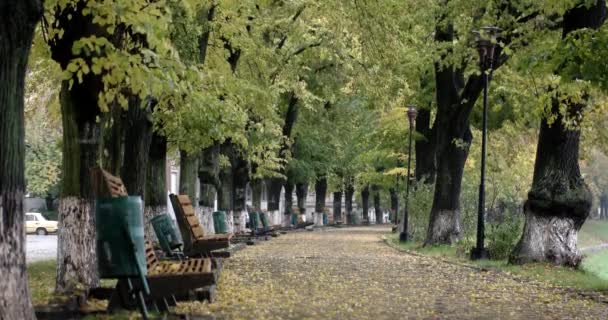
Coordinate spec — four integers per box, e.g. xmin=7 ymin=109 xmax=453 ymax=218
xmin=107 ymin=278 xmax=150 ymax=320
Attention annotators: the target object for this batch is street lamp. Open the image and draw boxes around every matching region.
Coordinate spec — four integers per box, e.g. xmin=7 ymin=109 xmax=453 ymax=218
xmin=471 ymin=26 xmax=502 ymax=260
xmin=400 ymin=105 xmax=417 ymax=242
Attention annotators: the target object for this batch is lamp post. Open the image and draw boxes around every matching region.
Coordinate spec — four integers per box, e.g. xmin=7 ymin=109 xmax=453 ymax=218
xmin=400 ymin=105 xmax=417 ymax=242
xmin=471 ymin=26 xmax=502 ymax=260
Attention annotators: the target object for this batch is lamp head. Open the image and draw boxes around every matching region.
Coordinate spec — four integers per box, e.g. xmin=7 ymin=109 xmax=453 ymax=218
xmin=472 ymin=26 xmax=502 ymax=70
xmin=407 ymin=105 xmax=418 ymax=124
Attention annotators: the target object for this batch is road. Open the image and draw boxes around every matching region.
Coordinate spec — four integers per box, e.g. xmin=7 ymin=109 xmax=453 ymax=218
xmin=177 ymin=225 xmax=608 ymax=319
xmin=26 ymin=235 xmax=57 ymax=264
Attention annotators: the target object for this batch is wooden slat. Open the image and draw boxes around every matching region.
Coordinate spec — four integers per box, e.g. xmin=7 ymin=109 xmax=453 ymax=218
xmin=186 ymin=215 xmax=199 ymax=227
xmin=177 ymin=195 xmax=192 ymax=206
xmin=192 ymin=226 xmax=205 ymax=239
xmin=175 ymin=194 xmax=207 ymax=239
xmin=101 ymin=170 xmax=127 ymax=197
xmin=145 ymin=241 xmax=159 ymax=270
xmin=202 ymin=259 xmax=211 ymax=273
xmin=90 ymin=167 xmax=128 ymax=198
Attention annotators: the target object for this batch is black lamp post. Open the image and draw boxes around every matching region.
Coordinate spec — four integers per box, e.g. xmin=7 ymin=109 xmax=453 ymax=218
xmin=400 ymin=105 xmax=417 ymax=242
xmin=471 ymin=26 xmax=502 ymax=260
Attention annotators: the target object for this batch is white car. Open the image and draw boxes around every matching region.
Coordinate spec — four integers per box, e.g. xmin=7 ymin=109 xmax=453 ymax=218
xmin=25 ymin=212 xmax=58 ymax=235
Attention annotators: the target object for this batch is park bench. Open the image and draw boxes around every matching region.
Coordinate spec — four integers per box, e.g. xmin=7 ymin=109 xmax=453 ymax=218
xmin=170 ymin=194 xmax=233 ymax=256
xmin=90 ymin=168 xmax=222 ymax=315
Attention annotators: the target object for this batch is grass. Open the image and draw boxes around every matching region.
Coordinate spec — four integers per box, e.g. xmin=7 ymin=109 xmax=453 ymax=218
xmin=582 ymin=250 xmax=608 ymax=281
xmin=28 ymin=260 xmax=57 ymax=305
xmin=578 ymin=219 xmax=608 ymax=248
xmin=27 ymin=260 xmax=116 ymax=307
xmin=386 ymin=233 xmax=608 ymax=293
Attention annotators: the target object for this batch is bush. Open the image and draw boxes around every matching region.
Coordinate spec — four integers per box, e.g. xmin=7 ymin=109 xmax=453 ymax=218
xmin=39 ymin=209 xmax=58 ymax=221
xmin=406 ymin=183 xmax=434 ymax=242
xmin=486 ymin=211 xmax=523 ymax=260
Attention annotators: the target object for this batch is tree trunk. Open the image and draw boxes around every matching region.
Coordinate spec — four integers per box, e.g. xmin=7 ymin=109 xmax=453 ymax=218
xmin=425 ymin=21 xmax=484 ymax=245
xmin=295 ymin=183 xmax=308 ymax=215
xmin=179 ymin=150 xmax=199 ymax=202
xmin=425 ymin=120 xmax=470 ymax=244
xmin=198 ymin=144 xmax=220 ymax=234
xmin=510 ymin=2 xmax=605 ymax=266
xmin=49 ymin=1 xmax=109 ymax=294
xmin=266 ymin=178 xmax=283 ymax=212
xmin=100 ymin=104 xmax=124 ymax=175
xmin=285 ymin=181 xmax=295 ymax=214
xmin=361 ymin=185 xmax=370 ymax=223
xmin=144 ymin=132 xmax=167 ymax=242
xmin=345 ymin=177 xmax=354 ymax=224
xmin=415 ymin=108 xmax=436 ymax=183
xmin=251 ymin=179 xmax=263 ymax=211
xmin=0 ymin=1 xmax=42 ymax=317
xmin=390 ymin=188 xmax=399 ymax=223
xmin=315 ymin=177 xmax=328 ymax=214
xmin=218 ymin=165 xmax=234 ymax=227
xmin=600 ymin=194 xmax=608 ymax=219
xmin=121 ymin=98 xmax=153 ymax=199
xmin=55 ymin=80 xmax=101 ymax=293
xmin=333 ymin=191 xmax=342 ymax=223
xmin=232 ymin=156 xmax=249 ymax=233
xmin=510 ymin=110 xmax=592 ymax=266
xmin=373 ymin=186 xmax=382 ymax=224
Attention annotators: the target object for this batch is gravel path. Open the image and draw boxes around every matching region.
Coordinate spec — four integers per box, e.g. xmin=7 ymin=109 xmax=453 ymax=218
xmin=178 ymin=226 xmax=608 ymax=319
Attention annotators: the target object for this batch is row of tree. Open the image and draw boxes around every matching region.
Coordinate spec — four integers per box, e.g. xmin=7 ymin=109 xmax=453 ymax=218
xmin=3 ymin=1 xmax=608 ymax=319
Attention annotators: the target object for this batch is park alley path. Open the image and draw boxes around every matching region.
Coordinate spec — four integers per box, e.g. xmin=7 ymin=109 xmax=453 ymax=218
xmin=177 ymin=226 xmax=608 ymax=319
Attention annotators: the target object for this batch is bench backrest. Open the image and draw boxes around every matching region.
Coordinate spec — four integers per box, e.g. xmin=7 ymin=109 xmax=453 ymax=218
xmin=145 ymin=241 xmax=160 ymax=271
xmin=170 ymin=194 xmax=205 ymax=249
xmin=91 ymin=167 xmax=128 ymax=198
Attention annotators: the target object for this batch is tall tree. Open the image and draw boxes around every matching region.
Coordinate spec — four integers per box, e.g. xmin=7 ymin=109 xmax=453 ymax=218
xmin=511 ymin=0 xmax=607 ymax=266
xmin=0 ymin=1 xmax=43 ymax=318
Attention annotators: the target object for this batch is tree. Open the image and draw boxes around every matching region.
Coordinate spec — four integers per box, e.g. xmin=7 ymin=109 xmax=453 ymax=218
xmin=0 ymin=1 xmax=44 ymax=318
xmin=46 ymin=0 xmax=186 ymax=293
xmin=511 ymin=0 xmax=607 ymax=266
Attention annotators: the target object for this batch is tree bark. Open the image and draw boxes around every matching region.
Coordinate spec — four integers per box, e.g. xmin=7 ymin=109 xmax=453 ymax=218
xmin=49 ymin=2 xmax=113 ymax=293
xmin=295 ymin=183 xmax=308 ymax=215
xmin=315 ymin=176 xmax=328 ymax=214
xmin=415 ymin=108 xmax=436 ymax=183
xmin=390 ymin=188 xmax=399 ymax=223
xmin=266 ymin=177 xmax=283 ymax=212
xmin=100 ymin=104 xmax=125 ymax=176
xmin=510 ymin=108 xmax=592 ymax=266
xmin=0 ymin=1 xmax=42 ymax=317
xmin=361 ymin=185 xmax=370 ymax=223
xmin=144 ymin=132 xmax=167 ymax=242
xmin=333 ymin=191 xmax=342 ymax=223
xmin=425 ymin=21 xmax=484 ymax=245
xmin=121 ymin=98 xmax=153 ymax=200
xmin=179 ymin=150 xmax=199 ymax=203
xmin=251 ymin=179 xmax=263 ymax=211
xmin=373 ymin=186 xmax=382 ymax=224
xmin=600 ymin=193 xmax=608 ymax=219
xmin=232 ymin=155 xmax=249 ymax=233
xmin=510 ymin=1 xmax=605 ymax=266
xmin=345 ymin=177 xmax=355 ymax=224
xmin=55 ymin=80 xmax=101 ymax=293
xmin=285 ymin=181 xmax=295 ymax=214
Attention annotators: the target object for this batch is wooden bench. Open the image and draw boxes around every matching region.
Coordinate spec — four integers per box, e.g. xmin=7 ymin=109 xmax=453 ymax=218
xmin=170 ymin=194 xmax=232 ymax=256
xmin=108 ymin=243 xmax=216 ymax=312
xmin=90 ymin=168 xmax=220 ymax=314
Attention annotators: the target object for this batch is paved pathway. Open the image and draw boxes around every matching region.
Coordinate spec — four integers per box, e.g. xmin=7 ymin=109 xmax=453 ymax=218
xmin=26 ymin=235 xmax=57 ymax=264
xmin=178 ymin=226 xmax=608 ymax=319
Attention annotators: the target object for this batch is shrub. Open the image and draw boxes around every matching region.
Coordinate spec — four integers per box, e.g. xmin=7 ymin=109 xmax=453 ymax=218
xmin=486 ymin=210 xmax=523 ymax=260
xmin=406 ymin=183 xmax=434 ymax=242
